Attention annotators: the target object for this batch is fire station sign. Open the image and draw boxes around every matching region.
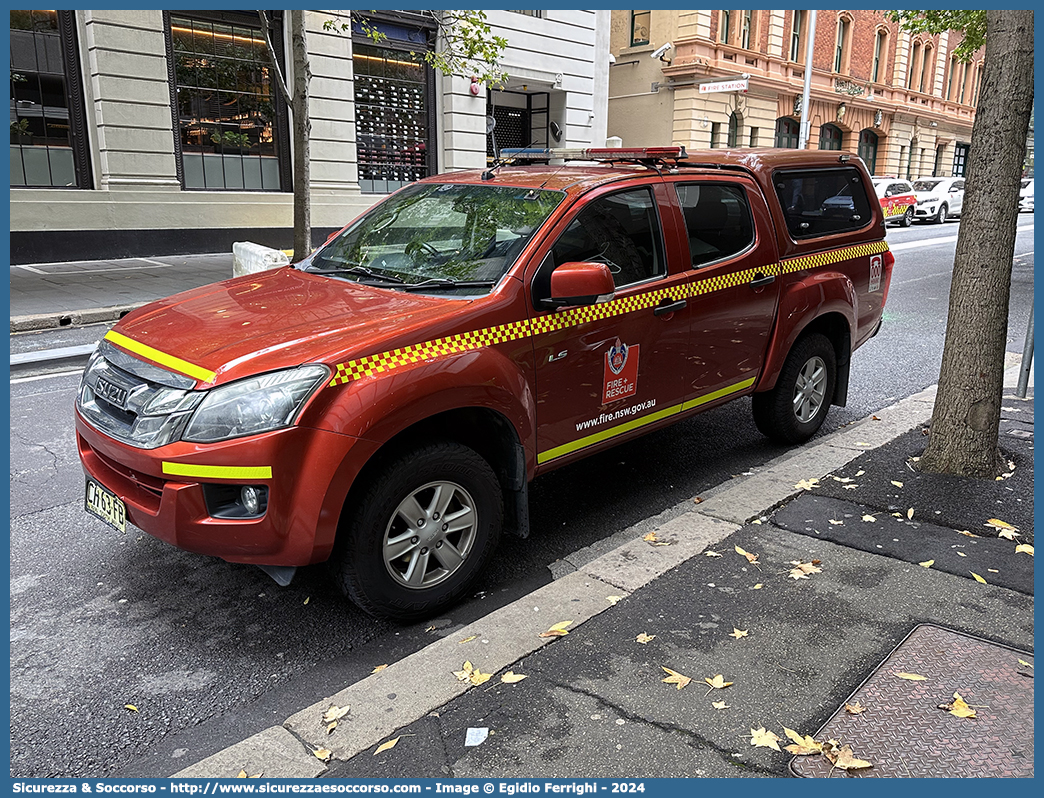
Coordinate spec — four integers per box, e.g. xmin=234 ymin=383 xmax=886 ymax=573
xmin=699 ymin=78 xmax=749 ymax=94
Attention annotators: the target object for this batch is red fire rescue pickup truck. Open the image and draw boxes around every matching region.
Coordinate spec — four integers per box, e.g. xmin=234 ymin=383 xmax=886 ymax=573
xmin=76 ymin=147 xmax=894 ymax=621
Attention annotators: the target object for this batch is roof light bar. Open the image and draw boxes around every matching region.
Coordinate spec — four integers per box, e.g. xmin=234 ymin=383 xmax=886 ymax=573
xmin=500 ymin=146 xmax=687 ymax=162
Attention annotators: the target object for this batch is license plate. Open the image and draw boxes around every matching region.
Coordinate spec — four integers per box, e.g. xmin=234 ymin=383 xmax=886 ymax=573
xmin=85 ymin=478 xmax=126 ymax=533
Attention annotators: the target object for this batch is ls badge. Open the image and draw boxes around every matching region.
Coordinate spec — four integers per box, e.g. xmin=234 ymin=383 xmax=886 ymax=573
xmin=603 ymin=338 xmax=639 ymax=403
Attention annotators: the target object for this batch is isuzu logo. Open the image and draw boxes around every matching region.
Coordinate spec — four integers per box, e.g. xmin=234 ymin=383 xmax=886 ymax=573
xmin=95 ymin=376 xmax=129 ymax=408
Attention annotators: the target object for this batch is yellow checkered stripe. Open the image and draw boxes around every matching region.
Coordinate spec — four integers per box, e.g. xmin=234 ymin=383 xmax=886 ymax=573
xmin=884 ymin=204 xmax=911 ymax=217
xmin=328 ymin=241 xmax=888 ymax=387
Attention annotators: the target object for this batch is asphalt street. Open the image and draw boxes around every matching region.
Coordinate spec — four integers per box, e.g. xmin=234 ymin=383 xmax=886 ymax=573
xmin=7 ymin=215 xmax=1035 ymax=777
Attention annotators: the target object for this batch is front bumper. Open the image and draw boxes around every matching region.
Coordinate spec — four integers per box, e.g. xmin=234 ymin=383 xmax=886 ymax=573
xmin=76 ymin=410 xmax=362 ymax=566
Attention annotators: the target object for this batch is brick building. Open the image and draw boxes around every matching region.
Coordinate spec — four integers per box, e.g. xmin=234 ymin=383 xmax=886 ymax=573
xmin=608 ymin=10 xmax=985 ymax=178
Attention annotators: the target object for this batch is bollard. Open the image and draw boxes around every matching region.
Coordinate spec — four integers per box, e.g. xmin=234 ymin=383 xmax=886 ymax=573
xmin=1016 ymin=307 xmax=1033 ymax=398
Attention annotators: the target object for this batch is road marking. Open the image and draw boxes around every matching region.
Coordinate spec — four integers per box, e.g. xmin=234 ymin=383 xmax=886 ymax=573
xmin=11 ymin=264 xmax=47 ymax=274
xmin=11 ymin=369 xmax=83 ymax=384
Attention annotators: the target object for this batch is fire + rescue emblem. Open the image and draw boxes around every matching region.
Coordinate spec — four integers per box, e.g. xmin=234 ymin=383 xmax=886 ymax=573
xmin=603 ymin=338 xmax=639 ymax=403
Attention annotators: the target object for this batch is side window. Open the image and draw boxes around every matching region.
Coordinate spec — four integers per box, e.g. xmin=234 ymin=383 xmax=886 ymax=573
xmin=675 ymin=183 xmax=755 ymax=267
xmin=952 ymin=180 xmax=965 ymax=192
xmin=773 ymin=167 xmax=874 ymax=239
xmin=549 ymin=188 xmax=666 ymax=289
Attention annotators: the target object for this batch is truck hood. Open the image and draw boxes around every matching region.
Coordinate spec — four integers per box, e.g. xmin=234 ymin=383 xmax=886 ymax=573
xmin=111 ymin=267 xmax=470 ymax=384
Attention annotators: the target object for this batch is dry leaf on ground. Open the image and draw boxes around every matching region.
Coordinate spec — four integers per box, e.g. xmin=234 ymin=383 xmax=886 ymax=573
xmin=734 ymin=545 xmax=759 ymax=564
xmin=729 ymin=628 xmax=748 ymax=639
xmin=862 ymin=515 xmax=877 ymax=523
xmin=322 ymin=705 xmax=350 ymax=724
xmin=794 ymin=478 xmax=820 ymax=491
xmin=124 ymin=705 xmax=138 ymax=713
xmin=371 ymin=664 xmax=388 ymax=674
xmin=1015 ymin=544 xmax=1033 ymax=556
xmin=704 ymin=551 xmax=723 ymax=558
xmin=749 ymin=727 xmax=781 ymax=751
xmin=823 ymin=740 xmax=872 ymax=771
xmin=661 ymin=666 xmax=692 ymax=690
xmin=907 ymin=508 xmax=915 ymax=520
xmin=891 ymin=480 xmax=904 ymax=488
xmin=788 ymin=560 xmax=822 ymax=579
xmin=970 ymin=572 xmax=987 ymax=584
xmin=752 ymin=583 xmax=763 ymax=589
xmin=939 ymin=692 xmax=976 ymax=719
xmin=783 ymin=727 xmax=823 ymax=755
xmin=374 ymin=737 xmax=400 ymax=755
xmin=539 ymin=621 xmax=573 ymax=638
xmin=918 ymin=559 xmax=934 ymax=568
xmin=636 ymin=633 xmax=656 ymax=644
xmin=829 ymin=519 xmax=844 ymax=525
xmin=704 ymin=674 xmax=733 ymax=690
xmin=500 ymin=671 xmax=527 ymax=684
xmin=313 ymin=748 xmax=332 ymax=762
xmin=459 ymin=635 xmax=478 ymax=644
xmin=712 ymin=700 xmax=729 ymax=710
xmin=986 ymin=519 xmax=1020 ymax=539
xmin=895 ymin=672 xmax=927 ymax=681
xmin=643 ymin=531 xmax=671 ymax=547
xmin=957 ymin=530 xmax=979 ymax=538
xmin=606 ymin=595 xmax=623 ymax=604
xmin=844 ymin=702 xmax=866 ymax=715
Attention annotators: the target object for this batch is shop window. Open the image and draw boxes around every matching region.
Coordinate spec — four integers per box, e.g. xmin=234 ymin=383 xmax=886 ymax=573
xmin=10 ymin=9 xmax=92 ymax=188
xmin=630 ymin=11 xmax=650 ymax=47
xmin=818 ymin=124 xmax=843 ymax=151
xmin=166 ymin=11 xmax=291 ymax=191
xmin=773 ymin=167 xmax=873 ymax=239
xmin=775 ymin=117 xmax=799 ymax=149
xmin=858 ymin=129 xmax=878 ymax=174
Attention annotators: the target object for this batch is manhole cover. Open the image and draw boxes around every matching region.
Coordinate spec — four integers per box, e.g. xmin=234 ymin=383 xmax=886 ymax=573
xmin=790 ymin=625 xmax=1033 ymax=778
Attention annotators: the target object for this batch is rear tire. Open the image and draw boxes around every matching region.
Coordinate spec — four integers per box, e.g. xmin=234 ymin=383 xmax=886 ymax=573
xmin=752 ymin=333 xmax=837 ymax=445
xmin=900 ymin=207 xmax=914 ymax=227
xmin=331 ymin=441 xmax=503 ymax=622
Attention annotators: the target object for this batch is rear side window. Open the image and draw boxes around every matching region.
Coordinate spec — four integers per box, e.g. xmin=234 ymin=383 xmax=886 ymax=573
xmin=675 ymin=183 xmax=754 ymax=267
xmin=774 ymin=167 xmax=873 ymax=239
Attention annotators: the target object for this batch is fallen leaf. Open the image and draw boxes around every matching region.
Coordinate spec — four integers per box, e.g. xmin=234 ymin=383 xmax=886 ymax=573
xmin=856 ymin=441 xmax=871 ymax=447
xmin=748 ymin=727 xmax=781 ymax=751
xmin=844 ymin=702 xmax=866 ymax=715
xmin=832 ymin=476 xmax=853 ymax=484
xmin=425 ymin=626 xmax=436 ymax=632
xmin=459 ymin=635 xmax=478 ymax=644
xmin=643 ymin=531 xmax=671 ymax=546
xmin=729 ymin=628 xmax=748 ymax=639
xmin=237 ymin=772 xmax=247 ymax=779
xmin=843 ymin=484 xmax=859 ymax=490
xmin=470 ymin=669 xmax=492 ymax=686
xmin=783 ymin=727 xmax=823 ymax=755
xmin=704 ymin=674 xmax=733 ymax=690
xmin=855 ymin=470 xmax=866 ymax=477
xmin=1017 ymin=659 xmax=1033 ymax=668
xmin=124 ymin=705 xmax=138 ymax=713
xmin=823 ymin=741 xmax=872 ymax=771
xmin=939 ymin=692 xmax=976 ymax=719
xmin=794 ymin=478 xmax=820 ymax=491
xmin=661 ymin=666 xmax=692 ymax=690
xmin=453 ymin=661 xmax=476 ymax=681
xmin=828 ymin=519 xmax=844 ymax=525
xmin=970 ymin=572 xmax=987 ymax=584
xmin=322 ymin=705 xmax=350 ymax=724
xmin=539 ymin=621 xmax=573 ymax=638
xmin=606 ymin=595 xmax=623 ymax=604
xmin=636 ymin=633 xmax=656 ymax=644
xmin=371 ymin=664 xmax=388 ymax=674
xmin=314 ymin=748 xmax=332 ymax=762
xmin=500 ymin=671 xmax=527 ymax=684
xmin=712 ymin=700 xmax=729 ymax=710
xmin=871 ymin=415 xmax=880 ymax=421
xmin=752 ymin=583 xmax=763 ymax=590
xmin=734 ymin=545 xmax=759 ymax=564
xmin=862 ymin=515 xmax=877 ymax=523
xmin=957 ymin=530 xmax=979 ymax=538
xmin=303 ymin=597 xmax=310 ymax=605
xmin=985 ymin=518 xmax=1018 ymax=532
xmin=895 ymin=672 xmax=927 ymax=681
xmin=327 ymin=721 xmax=338 ymax=734
xmin=956 ymin=551 xmax=967 ymax=557
xmin=919 ymin=559 xmax=935 ymax=568
xmin=704 ymin=551 xmax=723 ymax=558
xmin=374 ymin=737 xmax=400 ymax=755
xmin=987 ymin=568 xmax=999 ymax=573
xmin=751 ymin=519 xmax=763 ymax=525
xmin=907 ymin=508 xmax=915 ymax=520
xmin=788 ymin=560 xmax=822 ymax=579
xmin=1015 ymin=544 xmax=1033 ymax=556
xmin=693 ymin=496 xmax=704 ymax=504
xmin=891 ymin=480 xmax=904 ymax=488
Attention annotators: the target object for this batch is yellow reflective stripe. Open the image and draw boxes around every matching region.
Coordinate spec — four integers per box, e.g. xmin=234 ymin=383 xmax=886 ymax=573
xmin=329 ymin=240 xmax=890 ymax=387
xmin=537 ymin=377 xmax=757 ymax=465
xmin=105 ymin=331 xmax=216 ymax=383
xmin=162 ymin=462 xmax=272 ymax=480
xmin=681 ymin=376 xmax=756 ymax=411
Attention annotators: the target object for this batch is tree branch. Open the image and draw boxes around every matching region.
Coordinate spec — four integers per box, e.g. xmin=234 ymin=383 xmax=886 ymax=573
xmin=258 ymin=10 xmax=292 ymax=103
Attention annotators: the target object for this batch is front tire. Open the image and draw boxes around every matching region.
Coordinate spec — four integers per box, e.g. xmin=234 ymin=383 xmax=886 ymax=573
xmin=752 ymin=333 xmax=837 ymax=444
xmin=935 ymin=204 xmax=948 ymax=224
xmin=331 ymin=441 xmax=503 ymax=622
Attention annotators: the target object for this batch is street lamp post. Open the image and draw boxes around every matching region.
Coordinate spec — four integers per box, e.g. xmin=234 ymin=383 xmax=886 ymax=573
xmin=798 ymin=10 xmax=817 ymax=149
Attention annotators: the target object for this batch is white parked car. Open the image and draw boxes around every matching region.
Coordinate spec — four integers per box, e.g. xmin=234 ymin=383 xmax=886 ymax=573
xmin=1019 ymin=178 xmax=1034 ymax=212
xmin=911 ymin=177 xmax=965 ymax=224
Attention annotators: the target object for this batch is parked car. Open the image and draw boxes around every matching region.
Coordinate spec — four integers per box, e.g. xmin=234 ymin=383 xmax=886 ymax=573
xmin=76 ymin=147 xmax=894 ymax=621
xmin=871 ymin=177 xmax=916 ymax=227
xmin=1019 ymin=178 xmax=1034 ymax=212
xmin=911 ymin=176 xmax=965 ymax=223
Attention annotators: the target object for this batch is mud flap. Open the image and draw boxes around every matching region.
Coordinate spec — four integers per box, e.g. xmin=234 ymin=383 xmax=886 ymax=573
xmin=503 ymin=442 xmax=530 ymax=539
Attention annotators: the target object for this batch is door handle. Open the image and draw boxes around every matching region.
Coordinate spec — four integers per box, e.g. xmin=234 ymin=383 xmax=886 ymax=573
xmin=750 ymin=273 xmax=776 ymax=289
xmin=654 ymin=299 xmax=687 ymax=316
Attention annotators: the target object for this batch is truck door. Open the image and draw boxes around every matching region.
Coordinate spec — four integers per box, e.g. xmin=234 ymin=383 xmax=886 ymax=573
xmin=667 ymin=178 xmax=781 ymax=402
xmin=528 ymin=183 xmax=693 ymax=468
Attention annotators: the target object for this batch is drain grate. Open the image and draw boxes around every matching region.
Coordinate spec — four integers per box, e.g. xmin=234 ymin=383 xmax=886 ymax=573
xmin=790 ymin=625 xmax=1033 ymax=778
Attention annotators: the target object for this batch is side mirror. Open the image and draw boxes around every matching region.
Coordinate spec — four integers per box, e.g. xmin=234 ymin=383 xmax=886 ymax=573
xmin=545 ymin=261 xmax=615 ymax=308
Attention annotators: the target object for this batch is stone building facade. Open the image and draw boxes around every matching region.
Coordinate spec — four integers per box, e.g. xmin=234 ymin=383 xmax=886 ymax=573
xmin=608 ymin=10 xmax=984 ymax=179
xmin=9 ymin=9 xmax=610 ymax=264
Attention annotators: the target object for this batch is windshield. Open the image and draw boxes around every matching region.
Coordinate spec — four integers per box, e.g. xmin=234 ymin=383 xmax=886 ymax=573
xmin=912 ymin=180 xmax=942 ymax=192
xmin=305 ymin=182 xmax=565 ymax=296
xmin=1021 ymin=179 xmax=1032 ymax=189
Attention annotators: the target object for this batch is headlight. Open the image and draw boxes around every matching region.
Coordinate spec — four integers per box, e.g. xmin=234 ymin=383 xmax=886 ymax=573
xmin=182 ymin=365 xmax=329 ymax=443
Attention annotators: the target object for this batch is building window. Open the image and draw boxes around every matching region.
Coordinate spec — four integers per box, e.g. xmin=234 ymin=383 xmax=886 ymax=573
xmin=354 ymin=40 xmax=434 ymax=194
xmin=934 ymin=145 xmax=946 ymax=176
xmin=972 ymin=64 xmax=983 ymax=105
xmin=907 ymin=41 xmax=921 ymax=89
xmin=818 ymin=124 xmax=843 ymax=151
xmin=508 ymin=11 xmax=542 ymax=18
xmin=872 ymin=30 xmax=887 ymax=83
xmin=710 ymin=121 xmax=721 ymax=148
xmin=918 ymin=44 xmax=934 ymax=94
xmin=946 ymin=55 xmax=959 ymax=100
xmin=858 ymin=129 xmax=879 ymax=174
xmin=790 ymin=10 xmax=804 ymax=62
xmin=166 ymin=11 xmax=291 ymax=191
xmin=834 ymin=16 xmax=850 ymax=74
xmin=10 ymin=9 xmax=91 ymax=188
xmin=775 ymin=117 xmax=799 ymax=149
xmin=727 ymin=112 xmax=741 ymax=147
xmin=958 ymin=59 xmax=970 ymax=103
xmin=719 ymin=10 xmax=731 ymax=44
xmin=952 ymin=143 xmax=969 ymax=176
xmin=741 ymin=10 xmax=752 ymax=49
xmin=630 ymin=10 xmax=650 ymax=46
xmin=749 ymin=126 xmax=759 ymax=147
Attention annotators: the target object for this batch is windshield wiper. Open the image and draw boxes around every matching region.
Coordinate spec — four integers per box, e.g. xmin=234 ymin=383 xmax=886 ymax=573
xmin=307 ymin=265 xmax=405 ymax=284
xmin=400 ymin=277 xmax=496 ymax=292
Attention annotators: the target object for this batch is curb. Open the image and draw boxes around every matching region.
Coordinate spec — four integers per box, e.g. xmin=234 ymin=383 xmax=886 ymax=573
xmin=10 ymin=304 xmax=142 ymax=333
xmin=172 ymin=363 xmax=1033 ymax=779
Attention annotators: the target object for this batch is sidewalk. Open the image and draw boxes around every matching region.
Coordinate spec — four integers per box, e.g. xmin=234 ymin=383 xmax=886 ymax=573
xmin=169 ymin=365 xmax=1033 ymax=780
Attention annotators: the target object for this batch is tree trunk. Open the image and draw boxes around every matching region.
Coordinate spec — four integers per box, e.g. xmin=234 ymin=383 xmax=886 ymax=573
xmin=919 ymin=10 xmax=1034 ymax=477
xmin=290 ymin=10 xmax=311 ymax=260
